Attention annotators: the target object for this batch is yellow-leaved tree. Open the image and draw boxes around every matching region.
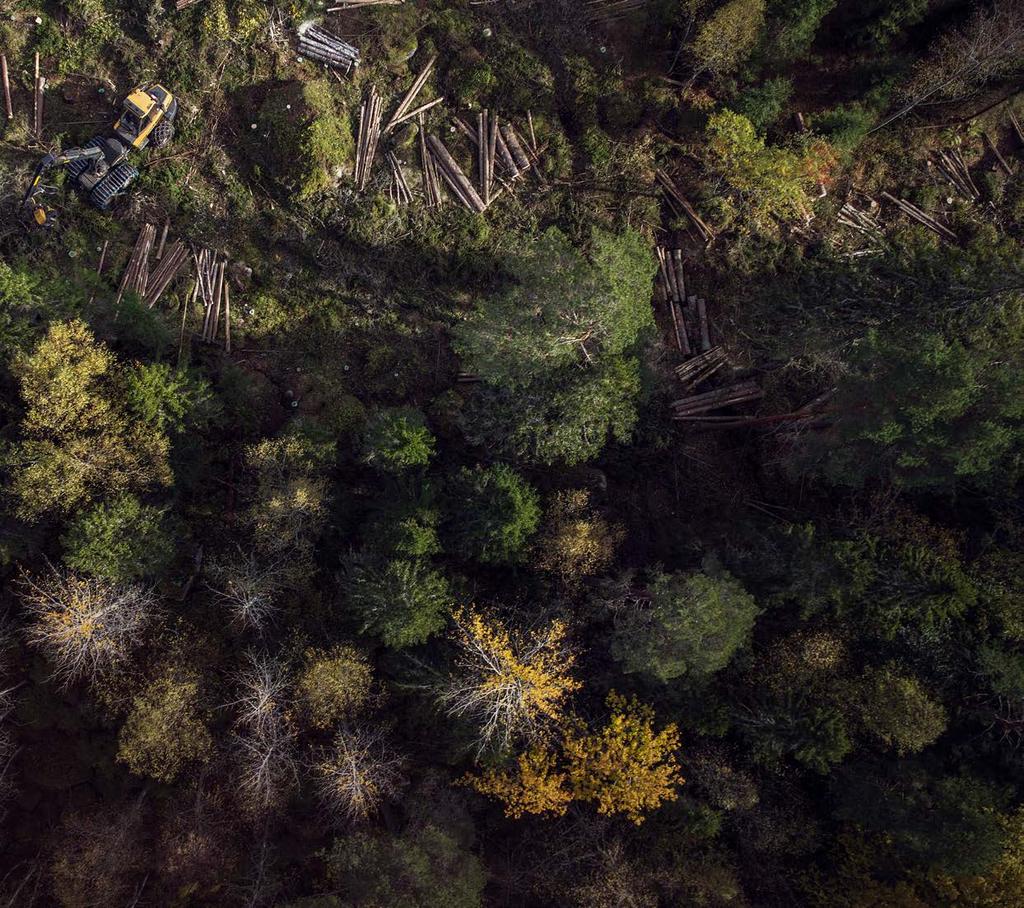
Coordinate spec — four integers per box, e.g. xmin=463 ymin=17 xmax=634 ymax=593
xmin=563 ymin=693 xmax=683 ymax=825
xmin=467 ymin=692 xmax=683 ymax=825
xmin=468 ymin=744 xmax=573 ymax=819
xmin=441 ymin=609 xmax=581 ymax=752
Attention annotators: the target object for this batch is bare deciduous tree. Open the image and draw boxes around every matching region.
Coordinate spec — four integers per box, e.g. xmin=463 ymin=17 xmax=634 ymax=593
xmin=228 ymin=653 xmax=298 ymax=814
xmin=20 ymin=567 xmax=157 ymax=686
xmin=314 ymin=725 xmax=406 ymax=823
xmin=206 ymin=551 xmax=283 ymax=634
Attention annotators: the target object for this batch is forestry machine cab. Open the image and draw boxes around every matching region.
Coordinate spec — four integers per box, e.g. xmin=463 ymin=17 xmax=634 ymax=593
xmin=22 ymin=84 xmax=177 ymax=228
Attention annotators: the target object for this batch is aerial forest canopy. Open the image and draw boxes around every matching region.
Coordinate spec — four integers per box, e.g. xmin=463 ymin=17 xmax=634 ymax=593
xmin=1 ymin=0 xmax=1024 ymax=905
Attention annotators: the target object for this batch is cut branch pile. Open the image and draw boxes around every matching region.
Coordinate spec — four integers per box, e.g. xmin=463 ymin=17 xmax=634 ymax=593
xmin=656 ymin=169 xmax=714 ymax=244
xmin=383 ymin=56 xmax=437 ymax=134
xmin=881 ymin=191 xmax=957 ymax=243
xmin=674 ymin=346 xmax=727 ymax=390
xmin=116 ymin=223 xmax=157 ymax=305
xmin=354 ymin=85 xmax=383 ymax=191
xmin=191 ymin=250 xmax=232 ymax=350
xmin=298 ymin=24 xmax=360 ymax=72
xmin=671 ymin=380 xmax=764 ymax=421
xmin=933 ymin=149 xmax=980 ymax=200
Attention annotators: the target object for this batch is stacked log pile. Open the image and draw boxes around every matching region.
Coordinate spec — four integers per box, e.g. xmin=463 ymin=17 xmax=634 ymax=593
xmin=354 ymin=85 xmax=384 ymax=191
xmin=426 ymin=134 xmax=486 ymax=213
xmin=191 ymin=250 xmax=232 ymax=350
xmin=838 ymin=200 xmax=883 ymax=237
xmin=671 ymin=381 xmax=764 ymax=422
xmin=144 ymin=240 xmax=189 ymax=308
xmin=341 ymin=53 xmax=542 ymax=212
xmin=115 ymin=224 xmax=192 ymax=308
xmin=298 ymin=24 xmax=360 ymax=72
xmin=656 ymin=169 xmax=714 ymax=244
xmin=655 ymin=246 xmax=713 ymax=356
xmin=675 ymin=346 xmax=727 ymax=391
xmin=655 ymin=246 xmax=690 ymax=356
xmin=116 ymin=223 xmax=157 ymax=305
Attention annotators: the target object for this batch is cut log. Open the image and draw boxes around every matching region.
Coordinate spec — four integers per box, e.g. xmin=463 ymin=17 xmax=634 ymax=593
xmin=384 ymin=56 xmax=436 ymax=134
xmin=1 ymin=54 xmax=12 ymax=120
xmin=881 ymin=191 xmax=957 ymax=243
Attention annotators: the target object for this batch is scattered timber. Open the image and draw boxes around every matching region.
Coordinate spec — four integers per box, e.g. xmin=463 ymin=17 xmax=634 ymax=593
xmin=87 ymin=239 xmax=109 ymax=306
xmin=1010 ymin=112 xmax=1024 ymax=150
xmin=881 ymin=191 xmax=957 ymax=243
xmin=983 ymin=131 xmax=1013 ymax=176
xmin=33 ymin=53 xmax=44 ymax=139
xmin=419 ymin=114 xmax=443 ymax=207
xmin=116 ymin=223 xmax=157 ymax=306
xmin=386 ymin=151 xmax=412 ymax=205
xmin=655 ymin=169 xmax=714 ymax=244
xmin=671 ymin=380 xmax=764 ymax=419
xmin=156 ymin=220 xmax=170 ymax=260
xmin=384 ymin=56 xmax=436 ymax=134
xmin=933 ymin=149 xmax=980 ymax=201
xmin=696 ymin=296 xmax=711 ymax=352
xmin=175 ymin=0 xmax=208 ymax=9
xmin=298 ymin=24 xmax=360 ymax=71
xmin=586 ymin=0 xmax=647 ymax=21
xmin=144 ymin=240 xmax=189 ymax=308
xmin=1 ymin=54 xmax=12 ymax=120
xmin=838 ymin=200 xmax=884 ymax=238
xmin=427 ymin=134 xmax=486 ymax=213
xmin=354 ymin=85 xmax=383 ymax=191
xmin=328 ymin=0 xmax=403 ymax=8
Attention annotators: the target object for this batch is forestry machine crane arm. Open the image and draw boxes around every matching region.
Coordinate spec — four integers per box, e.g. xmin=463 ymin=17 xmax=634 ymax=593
xmin=21 ymin=146 xmax=106 ymax=228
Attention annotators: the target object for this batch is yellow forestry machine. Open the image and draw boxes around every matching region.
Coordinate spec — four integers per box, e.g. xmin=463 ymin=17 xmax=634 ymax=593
xmin=21 ymin=84 xmax=177 ymax=228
